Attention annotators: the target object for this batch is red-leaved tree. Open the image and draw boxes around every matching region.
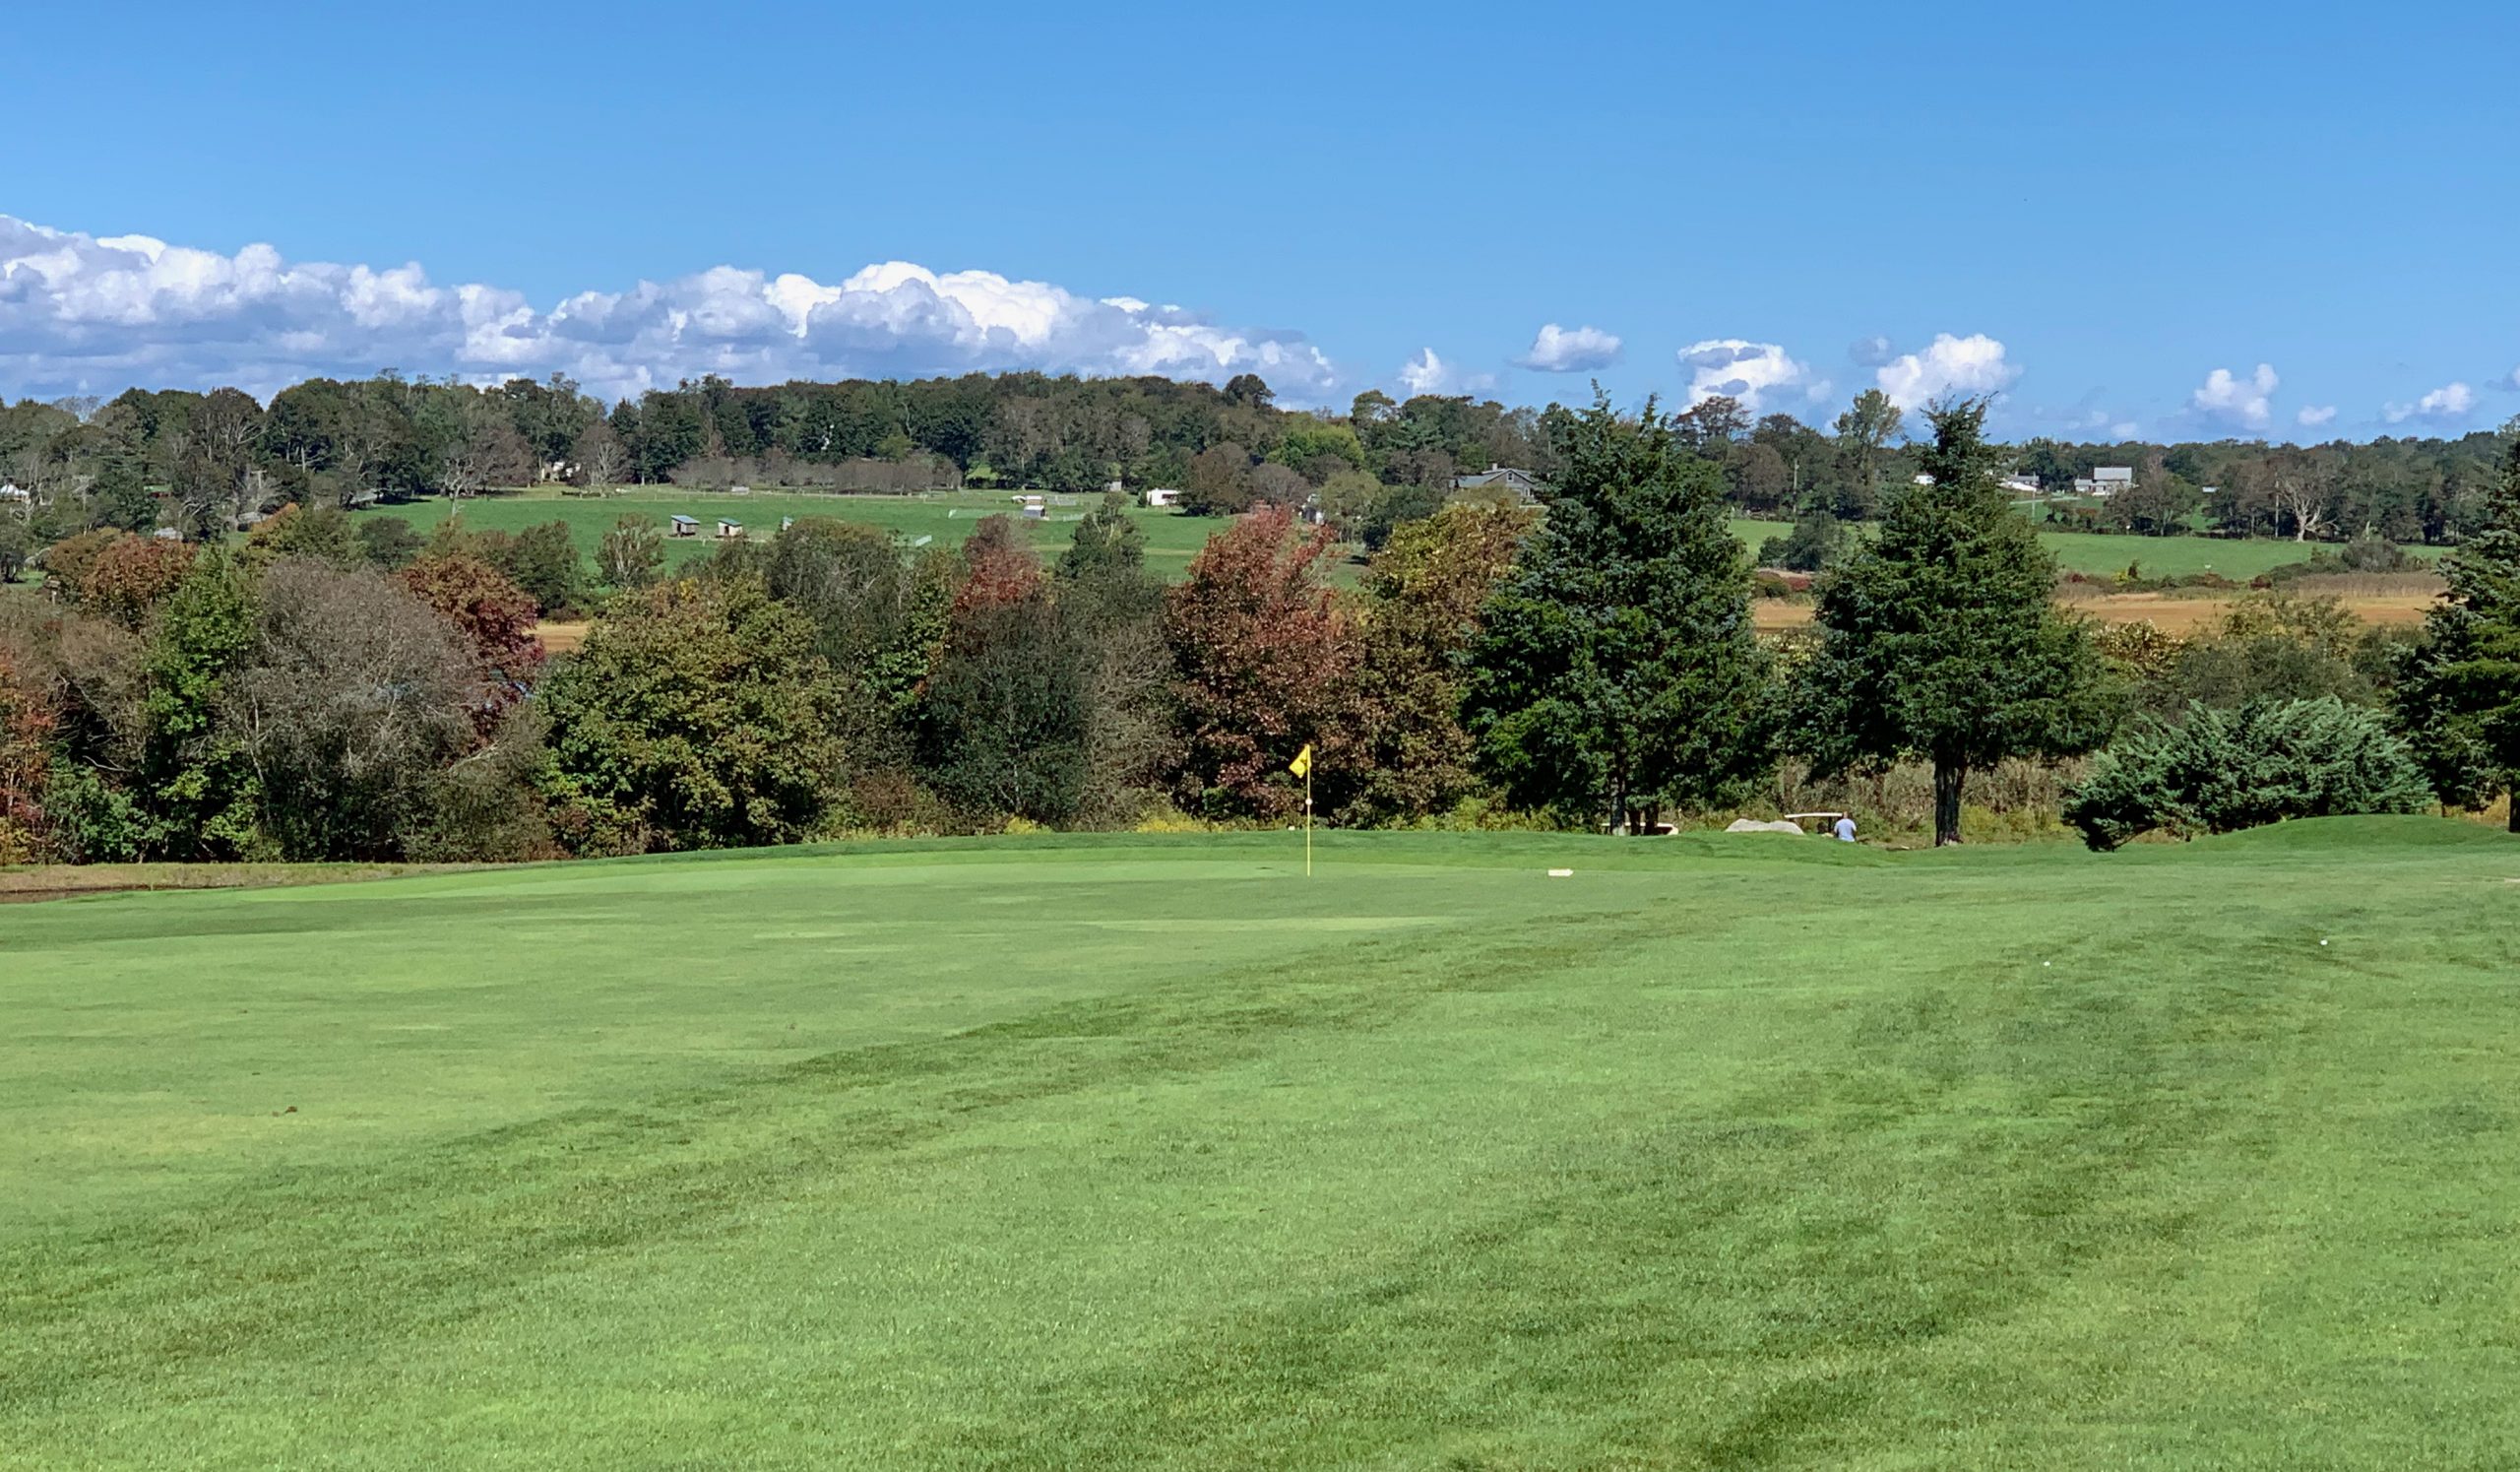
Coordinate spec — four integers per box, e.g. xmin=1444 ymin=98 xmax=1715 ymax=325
xmin=952 ymin=514 xmax=1045 ymax=616
xmin=398 ymin=552 xmax=544 ymax=717
xmin=1163 ymin=506 xmax=1360 ymax=818
xmin=79 ymin=536 xmax=198 ymax=629
xmin=0 ymin=644 xmax=55 ymax=863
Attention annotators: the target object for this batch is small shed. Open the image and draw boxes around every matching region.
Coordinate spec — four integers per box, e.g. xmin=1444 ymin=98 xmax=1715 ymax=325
xmin=1021 ymin=502 xmax=1046 ymax=520
xmin=717 ymin=519 xmax=744 ymax=540
xmin=668 ymin=515 xmax=701 ymax=538
xmin=1144 ymin=487 xmax=1181 ymax=507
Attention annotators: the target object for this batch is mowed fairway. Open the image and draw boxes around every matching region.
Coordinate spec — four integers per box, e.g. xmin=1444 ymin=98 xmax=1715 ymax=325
xmin=6 ymin=823 xmax=2520 ymax=1468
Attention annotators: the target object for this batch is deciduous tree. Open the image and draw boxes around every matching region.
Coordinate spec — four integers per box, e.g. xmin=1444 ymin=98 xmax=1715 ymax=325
xmin=1347 ymin=502 xmax=1532 ymax=823
xmin=538 ymin=576 xmax=849 ymax=853
xmin=1164 ymin=506 xmax=1358 ymax=818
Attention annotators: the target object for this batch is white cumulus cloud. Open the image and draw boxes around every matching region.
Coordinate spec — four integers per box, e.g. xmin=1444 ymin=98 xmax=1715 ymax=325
xmin=1397 ymin=348 xmax=1449 ymax=394
xmin=2190 ymin=363 xmax=2279 ymax=431
xmin=1675 ymin=339 xmax=1823 ymax=414
xmin=2383 ymin=381 xmax=2478 ymax=426
xmin=1393 ymin=347 xmax=1492 ymax=397
xmin=2297 ymin=404 xmax=2338 ymax=428
xmin=1873 ymin=333 xmax=2020 ymax=411
xmin=1516 ymin=322 xmax=1622 ymax=373
xmin=0 ymin=214 xmax=1339 ymax=403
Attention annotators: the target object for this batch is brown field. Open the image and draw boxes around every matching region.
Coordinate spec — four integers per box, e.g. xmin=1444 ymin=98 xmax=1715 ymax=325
xmin=1753 ymin=589 xmax=2438 ymax=634
xmin=536 ymin=620 xmax=592 ymax=654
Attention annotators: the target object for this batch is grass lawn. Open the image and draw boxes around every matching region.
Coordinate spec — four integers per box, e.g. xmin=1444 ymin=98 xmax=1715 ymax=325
xmin=352 ymin=493 xmax=2415 ymax=593
xmin=6 ymin=820 xmax=2519 ymax=1467
xmin=1730 ymin=518 xmax=2442 ymax=580
xmin=354 ymin=487 xmax=1221 ymax=580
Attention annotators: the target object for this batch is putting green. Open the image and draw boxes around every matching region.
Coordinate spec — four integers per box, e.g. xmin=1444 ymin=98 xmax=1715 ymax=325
xmin=4 ymin=822 xmax=2517 ymax=1467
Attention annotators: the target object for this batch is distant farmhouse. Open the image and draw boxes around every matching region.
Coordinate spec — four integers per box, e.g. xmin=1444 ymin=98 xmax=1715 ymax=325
xmin=2074 ymin=467 xmax=2135 ymax=498
xmin=1453 ymin=465 xmax=1544 ymax=502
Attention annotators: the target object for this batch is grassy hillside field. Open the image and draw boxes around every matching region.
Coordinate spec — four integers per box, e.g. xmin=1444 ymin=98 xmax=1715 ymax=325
xmin=6 ymin=821 xmax=2518 ymax=1468
xmin=356 ymin=488 xmax=1219 ymax=578
xmin=343 ymin=490 xmax=2425 ymax=586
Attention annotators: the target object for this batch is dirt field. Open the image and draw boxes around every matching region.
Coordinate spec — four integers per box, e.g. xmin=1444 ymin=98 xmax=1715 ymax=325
xmin=535 ymin=620 xmax=592 ymax=654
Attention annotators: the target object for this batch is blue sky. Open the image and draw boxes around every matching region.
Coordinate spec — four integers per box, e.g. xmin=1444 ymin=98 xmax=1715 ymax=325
xmin=6 ymin=0 xmax=2517 ymax=440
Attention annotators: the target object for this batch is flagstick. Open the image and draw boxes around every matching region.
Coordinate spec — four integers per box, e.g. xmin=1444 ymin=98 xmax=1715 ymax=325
xmin=1304 ymin=765 xmax=1313 ymax=876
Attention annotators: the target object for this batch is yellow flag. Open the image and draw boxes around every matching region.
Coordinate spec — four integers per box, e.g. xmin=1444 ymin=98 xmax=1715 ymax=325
xmin=1289 ymin=743 xmax=1313 ymax=778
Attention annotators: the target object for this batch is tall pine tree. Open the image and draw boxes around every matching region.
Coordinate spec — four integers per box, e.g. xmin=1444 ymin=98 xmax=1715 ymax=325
xmin=1463 ymin=392 xmax=1771 ymax=832
xmin=1794 ymin=398 xmax=2109 ymax=845
xmin=2396 ymin=432 xmax=2520 ymax=829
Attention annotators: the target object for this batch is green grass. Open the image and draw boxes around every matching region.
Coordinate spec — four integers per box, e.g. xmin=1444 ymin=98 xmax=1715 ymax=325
xmin=6 ymin=820 xmax=2519 ymax=1467
xmin=355 ymin=493 xmax=2414 ymax=594
xmin=1731 ymin=517 xmax=2442 ymax=580
xmin=355 ymin=487 xmax=1220 ymax=580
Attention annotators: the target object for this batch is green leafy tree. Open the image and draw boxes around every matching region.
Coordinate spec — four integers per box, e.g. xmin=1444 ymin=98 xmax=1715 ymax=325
xmin=1831 ymin=388 xmax=1904 ymax=519
xmin=139 ymin=549 xmax=264 ymax=857
xmin=355 ymin=516 xmax=424 ymax=570
xmin=1347 ymin=502 xmax=1532 ymax=823
xmin=1463 ymin=393 xmax=1773 ymax=831
xmin=918 ymin=534 xmax=1094 ymax=825
xmin=596 ymin=516 xmax=665 ymax=590
xmin=538 ymin=576 xmax=849 ymax=853
xmin=2396 ymin=434 xmax=2520 ymax=826
xmin=246 ymin=503 xmax=365 ymax=567
xmin=1056 ymin=491 xmax=1165 ymax=644
xmin=1755 ymin=509 xmax=1853 ymax=572
xmin=1794 ymin=399 xmax=2110 ymax=845
xmin=2065 ymin=698 xmax=2432 ymax=850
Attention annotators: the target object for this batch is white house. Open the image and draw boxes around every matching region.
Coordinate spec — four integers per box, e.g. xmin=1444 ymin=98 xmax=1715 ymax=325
xmin=0 ymin=481 xmax=27 ymax=502
xmin=2074 ymin=467 xmax=2135 ymax=498
xmin=1999 ymin=473 xmax=2041 ymax=496
xmin=1143 ymin=487 xmax=1181 ymax=508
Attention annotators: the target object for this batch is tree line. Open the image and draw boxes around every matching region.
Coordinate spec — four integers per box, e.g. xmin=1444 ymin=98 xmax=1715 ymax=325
xmin=9 ymin=391 xmax=2516 ymax=866
xmin=6 ymin=370 xmax=2512 ymax=593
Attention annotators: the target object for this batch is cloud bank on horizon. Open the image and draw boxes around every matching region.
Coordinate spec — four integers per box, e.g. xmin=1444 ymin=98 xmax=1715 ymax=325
xmin=0 ymin=213 xmax=2504 ymax=441
xmin=0 ymin=214 xmax=1339 ymax=405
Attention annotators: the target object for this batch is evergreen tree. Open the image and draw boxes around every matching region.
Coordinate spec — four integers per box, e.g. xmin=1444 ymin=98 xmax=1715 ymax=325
xmin=2065 ymin=697 xmax=2432 ymax=850
xmin=1794 ymin=399 xmax=2110 ymax=845
xmin=1463 ymin=392 xmax=1771 ymax=831
xmin=2396 ymin=433 xmax=2520 ymax=828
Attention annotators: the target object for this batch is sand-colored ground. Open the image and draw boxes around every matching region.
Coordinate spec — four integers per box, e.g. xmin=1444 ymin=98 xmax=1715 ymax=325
xmin=536 ymin=620 xmax=592 ymax=654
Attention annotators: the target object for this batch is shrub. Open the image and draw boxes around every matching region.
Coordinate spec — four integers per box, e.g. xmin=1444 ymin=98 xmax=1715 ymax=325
xmin=2064 ymin=697 xmax=2432 ymax=850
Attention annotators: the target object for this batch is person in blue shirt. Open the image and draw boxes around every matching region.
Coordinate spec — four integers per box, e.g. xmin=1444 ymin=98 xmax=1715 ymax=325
xmin=1832 ymin=813 xmax=1858 ymax=843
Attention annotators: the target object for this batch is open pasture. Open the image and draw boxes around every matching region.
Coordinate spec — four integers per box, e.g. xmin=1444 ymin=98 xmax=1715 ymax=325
xmin=355 ymin=487 xmax=1216 ymax=578
xmin=349 ymin=496 xmax=2419 ymax=594
xmin=6 ymin=821 xmax=2519 ymax=1467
